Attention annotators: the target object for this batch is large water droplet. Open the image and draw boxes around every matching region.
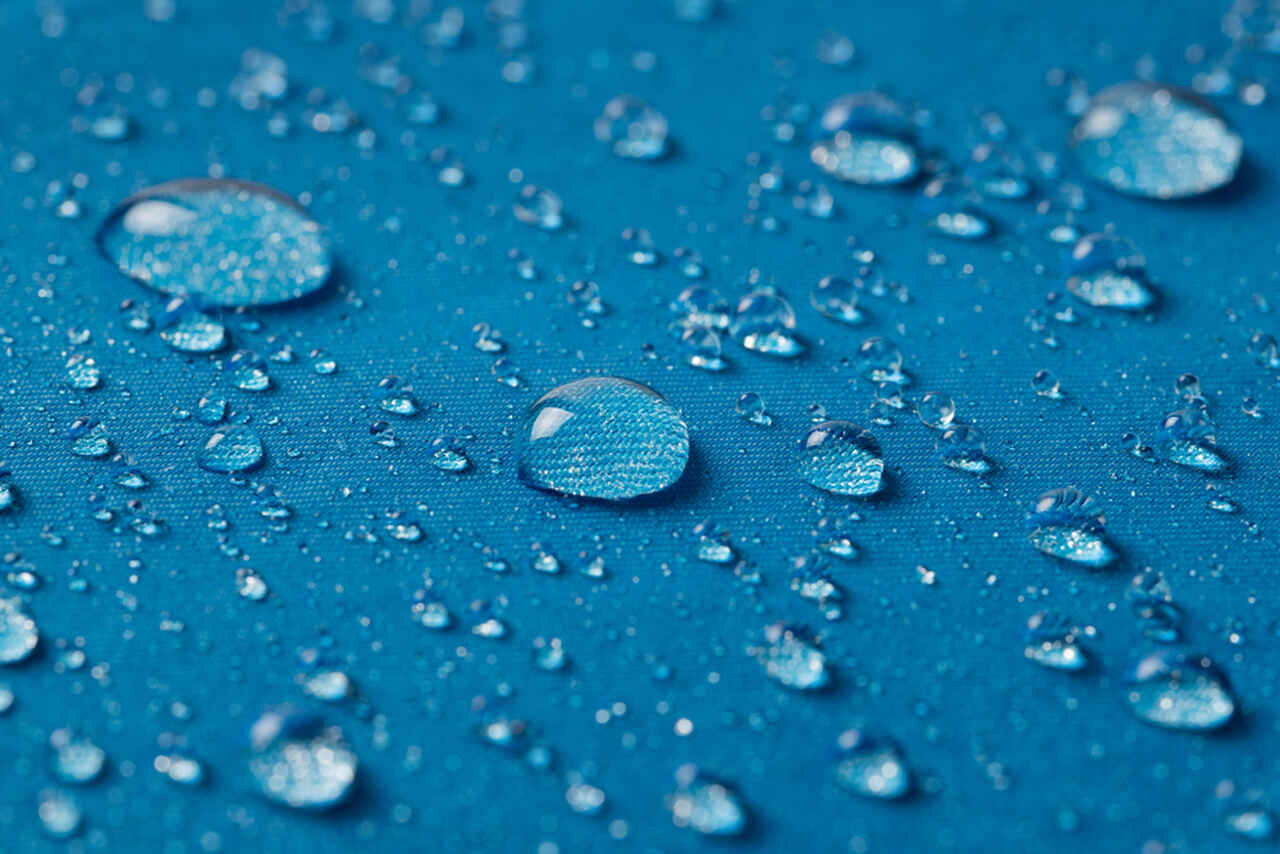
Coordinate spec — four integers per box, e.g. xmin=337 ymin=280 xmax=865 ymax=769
xmin=1026 ymin=487 xmax=1116 ymax=567
xmin=517 ymin=378 xmax=689 ymax=500
xmin=1126 ymin=650 xmax=1236 ymax=731
xmin=248 ymin=708 xmax=358 ymax=810
xmin=98 ymin=179 xmax=332 ymax=307
xmin=810 ymin=92 xmax=919 ymax=185
xmin=1072 ymin=82 xmax=1242 ymax=200
xmin=729 ymin=289 xmax=802 ymax=357
xmin=198 ymin=426 xmax=265 ymax=473
xmin=754 ymin=622 xmax=829 ymax=690
xmin=798 ymin=421 xmax=884 ymax=497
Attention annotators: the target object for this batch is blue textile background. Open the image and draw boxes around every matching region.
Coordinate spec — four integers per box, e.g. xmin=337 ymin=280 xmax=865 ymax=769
xmin=1 ymin=0 xmax=1278 ymax=851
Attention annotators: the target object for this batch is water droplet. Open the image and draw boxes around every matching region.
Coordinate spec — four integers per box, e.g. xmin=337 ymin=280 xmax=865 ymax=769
xmin=0 ymin=598 xmax=38 ymax=664
xmin=248 ymin=708 xmax=358 ymax=809
xmin=198 ymin=426 xmax=265 ymax=473
xmin=99 ymin=179 xmax=331 ymax=307
xmin=1032 ymin=369 xmax=1063 ymax=399
xmin=1174 ymin=372 xmax=1203 ymax=403
xmin=517 ymin=378 xmax=689 ymax=500
xmin=916 ymin=391 xmax=956 ymax=429
xmin=936 ymin=424 xmax=991 ymax=474
xmin=667 ymin=765 xmax=747 ymax=836
xmin=303 ymin=670 xmax=352 ymax=702
xmin=811 ymin=92 xmax=919 ymax=185
xmin=1026 ymin=487 xmax=1116 ymax=568
xmin=236 ymin=567 xmax=270 ymax=601
xmin=594 ymin=95 xmax=669 ymax=160
xmin=798 ymin=421 xmax=884 ymax=496
xmin=919 ymin=175 xmax=992 ymax=239
xmin=1072 ymin=82 xmax=1242 ymax=199
xmin=816 ymin=31 xmax=856 ymax=66
xmin=429 ymin=437 xmax=470 ymax=472
xmin=1126 ymin=650 xmax=1236 ymax=731
xmin=38 ymin=789 xmax=81 ymax=838
xmin=856 ymin=336 xmax=905 ymax=383
xmin=413 ymin=598 xmax=451 ymax=630
xmin=160 ymin=312 xmax=227 ymax=354
xmin=513 ymin=185 xmax=563 ymax=230
xmin=1065 ymin=232 xmax=1156 ymax=310
xmin=730 ymin=289 xmax=802 ymax=357
xmin=68 ymin=418 xmax=111 ymax=458
xmin=692 ymin=520 xmax=735 ymax=564
xmin=834 ymin=729 xmax=912 ymax=799
xmin=1024 ymin=610 xmax=1089 ymax=671
xmin=154 ymin=753 xmax=205 ymax=786
xmin=754 ymin=622 xmax=829 ymax=690
xmin=735 ymin=392 xmax=772 ymax=426
xmin=65 ymin=356 xmax=101 ymax=390
xmin=678 ymin=324 xmax=728 ymax=371
xmin=670 ymin=285 xmax=730 ymax=329
xmin=50 ymin=730 xmax=105 ymax=784
xmin=1157 ymin=408 xmax=1227 ymax=472
xmin=810 ymin=276 xmax=861 ymax=324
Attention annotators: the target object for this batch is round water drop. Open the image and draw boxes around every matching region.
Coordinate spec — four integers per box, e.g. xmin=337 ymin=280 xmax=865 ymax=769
xmin=679 ymin=324 xmax=727 ymax=371
xmin=236 ymin=568 xmax=269 ymax=601
xmin=161 ymin=313 xmax=226 ymax=353
xmin=1174 ymin=372 xmax=1203 ymax=403
xmin=155 ymin=754 xmax=205 ymax=786
xmin=1026 ymin=487 xmax=1116 ymax=568
xmin=1024 ymin=610 xmax=1089 ymax=671
xmin=517 ymin=377 xmax=689 ymax=501
xmin=248 ymin=708 xmax=357 ymax=810
xmin=857 ymin=336 xmax=905 ymax=382
xmin=811 ymin=92 xmax=919 ymax=185
xmin=230 ymin=351 xmax=271 ymax=392
xmin=799 ymin=421 xmax=884 ymax=496
xmin=755 ymin=622 xmax=829 ymax=690
xmin=303 ymin=670 xmax=352 ymax=702
xmin=918 ymin=175 xmax=992 ymax=240
xmin=936 ymin=424 xmax=991 ymax=473
xmin=50 ymin=731 xmax=105 ymax=784
xmin=1071 ymin=82 xmax=1242 ymax=200
xmin=65 ymin=356 xmax=101 ymax=390
xmin=735 ymin=392 xmax=772 ymax=426
xmin=1156 ymin=408 xmax=1226 ymax=472
xmin=810 ymin=275 xmax=861 ymax=324
xmin=513 ymin=185 xmax=563 ymax=230
xmin=729 ymin=289 xmax=802 ymax=357
xmin=0 ymin=598 xmax=39 ymax=664
xmin=594 ymin=95 xmax=669 ymax=160
xmin=38 ymin=789 xmax=81 ymax=838
xmin=669 ymin=285 xmax=729 ymax=329
xmin=429 ymin=436 xmax=470 ymax=472
xmin=1065 ymin=232 xmax=1155 ymax=311
xmin=1126 ymin=650 xmax=1236 ymax=731
xmin=198 ymin=425 xmax=264 ymax=473
xmin=1032 ymin=369 xmax=1063 ymax=399
xmin=99 ymin=179 xmax=332 ymax=307
xmin=916 ymin=390 xmax=956 ymax=429
xmin=834 ymin=729 xmax=912 ymax=799
xmin=668 ymin=765 xmax=746 ymax=836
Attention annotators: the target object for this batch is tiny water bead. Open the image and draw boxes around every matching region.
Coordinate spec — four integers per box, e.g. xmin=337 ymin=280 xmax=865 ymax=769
xmin=667 ymin=765 xmax=747 ymax=837
xmin=799 ymin=421 xmax=884 ymax=496
xmin=811 ymin=92 xmax=919 ymax=185
xmin=916 ymin=391 xmax=956 ymax=429
xmin=1126 ymin=650 xmax=1236 ymax=731
xmin=1071 ymin=82 xmax=1243 ymax=200
xmin=99 ymin=179 xmax=332 ymax=307
xmin=856 ymin=336 xmax=905 ymax=382
xmin=198 ymin=425 xmax=265 ymax=473
xmin=248 ymin=708 xmax=358 ymax=810
xmin=1026 ymin=487 xmax=1116 ymax=568
xmin=936 ymin=424 xmax=991 ymax=474
xmin=1064 ymin=232 xmax=1156 ymax=311
xmin=517 ymin=378 xmax=689 ymax=501
xmin=1024 ymin=611 xmax=1089 ymax=671
xmin=735 ymin=392 xmax=772 ymax=426
xmin=0 ymin=598 xmax=39 ymax=664
xmin=594 ymin=95 xmax=669 ymax=160
xmin=729 ymin=289 xmax=802 ymax=357
xmin=754 ymin=623 xmax=829 ymax=690
xmin=1156 ymin=408 xmax=1227 ymax=472
xmin=834 ymin=729 xmax=912 ymax=799
xmin=809 ymin=275 xmax=861 ymax=324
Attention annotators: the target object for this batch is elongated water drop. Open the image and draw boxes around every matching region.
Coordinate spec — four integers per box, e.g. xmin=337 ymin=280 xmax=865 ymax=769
xmin=517 ymin=378 xmax=689 ymax=500
xmin=1126 ymin=650 xmax=1236 ymax=731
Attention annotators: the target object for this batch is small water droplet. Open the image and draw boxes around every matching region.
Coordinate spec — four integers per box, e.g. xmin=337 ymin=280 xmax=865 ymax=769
xmin=1126 ymin=650 xmax=1236 ymax=731
xmin=735 ymin=392 xmax=772 ymax=426
xmin=1024 ymin=610 xmax=1089 ymax=671
xmin=730 ymin=290 xmax=802 ymax=357
xmin=810 ymin=276 xmax=862 ymax=324
xmin=667 ymin=765 xmax=747 ymax=836
xmin=594 ymin=95 xmax=669 ymax=160
xmin=1026 ymin=487 xmax=1116 ymax=567
xmin=834 ymin=729 xmax=912 ymax=799
xmin=198 ymin=426 xmax=265 ymax=473
xmin=1065 ymin=232 xmax=1156 ymax=310
xmin=798 ymin=421 xmax=884 ymax=496
xmin=753 ymin=622 xmax=829 ymax=690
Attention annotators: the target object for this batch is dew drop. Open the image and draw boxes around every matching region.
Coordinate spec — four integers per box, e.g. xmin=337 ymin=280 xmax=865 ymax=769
xmin=811 ymin=92 xmax=919 ymax=185
xmin=517 ymin=378 xmax=689 ymax=500
xmin=936 ymin=424 xmax=991 ymax=474
xmin=0 ymin=598 xmax=39 ymax=664
xmin=754 ymin=622 xmax=829 ymax=690
xmin=916 ymin=391 xmax=956 ymax=429
xmin=735 ymin=392 xmax=772 ymax=426
xmin=809 ymin=275 xmax=861 ymax=324
xmin=1024 ymin=610 xmax=1089 ymax=671
xmin=1156 ymin=408 xmax=1227 ymax=472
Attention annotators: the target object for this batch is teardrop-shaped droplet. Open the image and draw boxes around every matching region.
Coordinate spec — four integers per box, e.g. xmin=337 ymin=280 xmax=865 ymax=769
xmin=1125 ymin=650 xmax=1236 ymax=731
xmin=247 ymin=708 xmax=358 ymax=809
xmin=198 ymin=426 xmax=265 ymax=473
xmin=798 ymin=421 xmax=884 ymax=497
xmin=1026 ymin=486 xmax=1116 ymax=568
xmin=517 ymin=378 xmax=689 ymax=500
xmin=1071 ymin=82 xmax=1242 ymax=200
xmin=98 ymin=179 xmax=332 ymax=307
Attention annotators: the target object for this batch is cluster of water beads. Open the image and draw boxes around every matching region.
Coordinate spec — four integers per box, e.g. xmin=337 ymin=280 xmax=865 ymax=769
xmin=98 ymin=179 xmax=332 ymax=307
xmin=1064 ymin=231 xmax=1156 ymax=311
xmin=798 ymin=421 xmax=884 ymax=497
xmin=247 ymin=707 xmax=358 ymax=810
xmin=517 ymin=378 xmax=689 ymax=501
xmin=594 ymin=95 xmax=669 ymax=160
xmin=834 ymin=728 xmax=912 ymax=799
xmin=1024 ymin=611 xmax=1090 ymax=671
xmin=1026 ymin=487 xmax=1116 ymax=567
xmin=1125 ymin=650 xmax=1236 ymax=731
xmin=1071 ymin=82 xmax=1243 ymax=200
xmin=810 ymin=92 xmax=920 ymax=186
xmin=667 ymin=764 xmax=747 ymax=836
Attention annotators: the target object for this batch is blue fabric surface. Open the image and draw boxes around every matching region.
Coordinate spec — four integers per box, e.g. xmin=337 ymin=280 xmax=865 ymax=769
xmin=1 ymin=0 xmax=1278 ymax=851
